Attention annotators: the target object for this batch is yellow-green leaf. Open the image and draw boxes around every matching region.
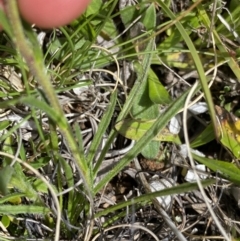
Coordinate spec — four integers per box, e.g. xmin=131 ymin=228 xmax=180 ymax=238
xmin=115 ymin=119 xmax=181 ymax=144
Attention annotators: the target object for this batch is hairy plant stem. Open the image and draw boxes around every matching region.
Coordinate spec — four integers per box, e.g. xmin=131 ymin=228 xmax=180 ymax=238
xmin=4 ymin=0 xmax=93 ymax=196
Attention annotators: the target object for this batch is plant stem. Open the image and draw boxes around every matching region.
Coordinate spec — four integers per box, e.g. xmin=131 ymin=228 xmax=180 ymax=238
xmin=4 ymin=0 xmax=93 ymax=195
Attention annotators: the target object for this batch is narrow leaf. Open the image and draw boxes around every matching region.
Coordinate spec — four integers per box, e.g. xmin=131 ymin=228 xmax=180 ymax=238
xmin=0 ymin=205 xmax=50 ymax=215
xmin=193 ymin=153 xmax=240 ymax=185
xmin=87 ymin=91 xmax=117 ymax=164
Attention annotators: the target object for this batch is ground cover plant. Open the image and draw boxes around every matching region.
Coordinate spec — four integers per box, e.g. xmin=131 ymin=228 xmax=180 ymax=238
xmin=0 ymin=0 xmax=240 ymax=240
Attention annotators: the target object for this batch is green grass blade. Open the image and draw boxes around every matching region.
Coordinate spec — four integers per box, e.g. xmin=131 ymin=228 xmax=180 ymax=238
xmin=95 ymin=179 xmax=215 ymax=217
xmin=87 ymin=91 xmax=117 ymax=166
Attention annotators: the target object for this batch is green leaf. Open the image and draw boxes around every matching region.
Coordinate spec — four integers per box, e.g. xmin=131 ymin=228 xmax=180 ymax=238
xmin=32 ymin=179 xmax=57 ymax=194
xmin=88 ymin=91 xmax=117 ymax=165
xmin=148 ymin=68 xmax=172 ymax=104
xmin=0 ymin=166 xmax=14 ymax=195
xmin=29 ymin=156 xmax=51 ymax=169
xmin=193 ymin=153 xmax=240 ymax=185
xmin=102 ymin=19 xmax=120 ymax=43
xmin=132 ymin=64 xmax=159 ymax=119
xmin=58 ymin=156 xmax=75 ymax=217
xmin=0 ymin=9 xmax=13 ymax=37
xmin=85 ymin=0 xmax=102 ymax=16
xmin=190 ymin=123 xmax=215 ymax=148
xmin=10 ymin=164 xmax=38 ymax=201
xmin=89 ymin=91 xmax=117 ymax=177
xmin=2 ymin=136 xmax=15 ymax=165
xmin=115 ymin=118 xmax=181 ymax=144
xmin=0 ymin=193 xmax=24 ymax=204
xmin=141 ymin=3 xmax=156 ymax=30
xmin=0 ymin=121 xmax=11 ymax=131
xmin=119 ymin=2 xmax=145 ymax=29
xmin=1 ymin=215 xmax=11 ymax=228
xmin=132 ymin=61 xmax=160 ymax=159
xmin=0 ymin=205 xmax=50 ymax=215
xmin=141 ymin=141 xmax=160 ymax=159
